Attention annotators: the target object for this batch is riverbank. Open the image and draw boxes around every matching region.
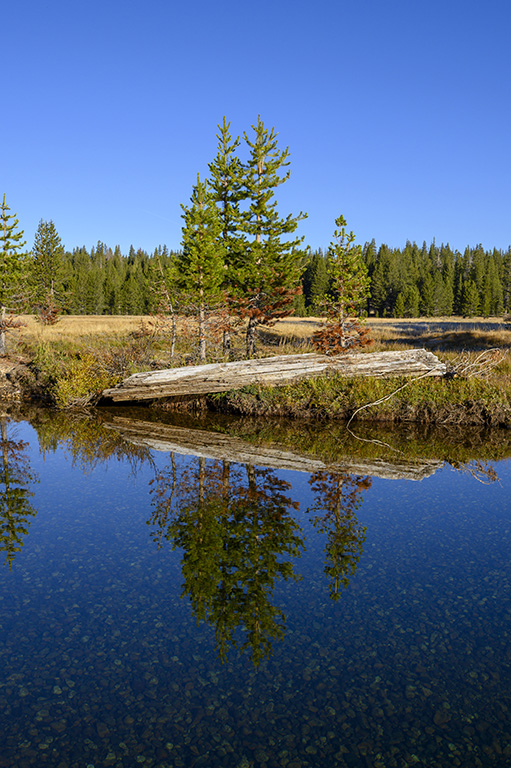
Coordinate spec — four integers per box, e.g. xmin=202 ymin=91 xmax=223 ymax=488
xmin=203 ymin=369 xmax=511 ymax=427
xmin=1 ymin=315 xmax=510 ymax=426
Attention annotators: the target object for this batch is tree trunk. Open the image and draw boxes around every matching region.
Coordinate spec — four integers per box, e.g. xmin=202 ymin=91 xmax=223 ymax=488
xmin=246 ymin=315 xmax=258 ymax=358
xmin=0 ymin=307 xmax=5 ymax=356
xmin=198 ymin=299 xmax=206 ymax=362
xmin=101 ymin=349 xmax=446 ymax=403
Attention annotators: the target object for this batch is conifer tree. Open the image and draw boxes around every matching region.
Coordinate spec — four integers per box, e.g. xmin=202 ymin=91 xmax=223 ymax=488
xmin=177 ymin=175 xmax=225 ymax=361
xmin=402 ymin=284 xmax=420 ymax=317
xmin=207 ymin=117 xmax=246 ymax=352
xmin=235 ymin=116 xmax=307 ymax=356
xmin=31 ymin=219 xmax=65 ymax=323
xmin=461 ymin=279 xmax=480 ymax=316
xmin=312 ymin=215 xmax=372 ymax=353
xmin=0 ymin=418 xmax=38 ymax=569
xmin=393 ymin=292 xmax=406 ymax=317
xmin=481 ymin=255 xmax=503 ymax=316
xmin=369 ymin=245 xmax=392 ymax=316
xmin=302 ymin=250 xmax=329 ymax=312
xmin=0 ymin=195 xmax=30 ymax=354
xmin=502 ymin=248 xmax=511 ymax=312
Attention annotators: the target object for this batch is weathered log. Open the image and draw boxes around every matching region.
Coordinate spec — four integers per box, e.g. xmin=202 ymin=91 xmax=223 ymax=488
xmin=103 ymin=415 xmax=443 ymax=481
xmin=101 ymin=349 xmax=446 ymax=403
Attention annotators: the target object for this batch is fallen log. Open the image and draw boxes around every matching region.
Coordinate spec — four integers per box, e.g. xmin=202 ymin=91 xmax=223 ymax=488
xmin=103 ymin=415 xmax=443 ymax=481
xmin=101 ymin=349 xmax=446 ymax=403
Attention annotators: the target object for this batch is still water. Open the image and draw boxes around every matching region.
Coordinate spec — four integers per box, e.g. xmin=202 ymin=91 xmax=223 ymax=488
xmin=0 ymin=410 xmax=510 ymax=768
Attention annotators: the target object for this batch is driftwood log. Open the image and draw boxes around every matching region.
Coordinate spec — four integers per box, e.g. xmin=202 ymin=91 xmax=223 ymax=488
xmin=103 ymin=415 xmax=443 ymax=481
xmin=101 ymin=349 xmax=445 ymax=403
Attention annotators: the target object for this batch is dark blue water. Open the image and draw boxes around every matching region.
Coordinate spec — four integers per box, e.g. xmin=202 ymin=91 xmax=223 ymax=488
xmin=1 ymin=415 xmax=510 ymax=767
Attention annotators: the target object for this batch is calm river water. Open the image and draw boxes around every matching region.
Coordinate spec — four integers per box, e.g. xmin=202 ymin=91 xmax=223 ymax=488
xmin=0 ymin=410 xmax=510 ymax=768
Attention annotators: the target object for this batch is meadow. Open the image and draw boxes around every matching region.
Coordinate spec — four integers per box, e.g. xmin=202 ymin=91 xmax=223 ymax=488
xmin=8 ymin=314 xmax=511 ymax=419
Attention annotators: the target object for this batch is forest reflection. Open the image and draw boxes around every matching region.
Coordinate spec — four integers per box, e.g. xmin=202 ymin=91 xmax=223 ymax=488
xmin=148 ymin=456 xmax=371 ymax=665
xmin=2 ymin=412 xmax=373 ymax=663
xmin=3 ymin=411 xmax=503 ymax=665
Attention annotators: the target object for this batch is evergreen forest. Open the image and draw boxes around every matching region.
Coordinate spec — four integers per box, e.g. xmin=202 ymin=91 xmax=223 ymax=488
xmin=24 ymin=237 xmax=510 ymax=320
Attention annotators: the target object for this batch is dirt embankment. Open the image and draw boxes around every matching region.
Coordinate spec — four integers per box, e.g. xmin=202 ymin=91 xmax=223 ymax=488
xmin=0 ymin=359 xmax=41 ymax=403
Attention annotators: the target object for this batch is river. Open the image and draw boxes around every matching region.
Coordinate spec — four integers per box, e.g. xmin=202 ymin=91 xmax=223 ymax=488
xmin=0 ymin=408 xmax=510 ymax=767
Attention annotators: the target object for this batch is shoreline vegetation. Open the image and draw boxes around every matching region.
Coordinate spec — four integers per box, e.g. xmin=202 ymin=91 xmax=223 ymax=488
xmin=0 ymin=314 xmax=510 ymax=427
xmin=10 ymin=406 xmax=511 ymax=480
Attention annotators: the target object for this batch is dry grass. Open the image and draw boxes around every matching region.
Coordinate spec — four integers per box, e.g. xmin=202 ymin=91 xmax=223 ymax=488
xmin=17 ymin=315 xmax=151 ymax=343
xmin=13 ymin=313 xmax=511 ymax=352
xmin=268 ymin=316 xmax=511 ymax=353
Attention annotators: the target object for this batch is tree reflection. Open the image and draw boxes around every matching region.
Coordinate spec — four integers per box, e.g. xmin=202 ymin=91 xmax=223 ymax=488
xmin=308 ymin=471 xmax=370 ymax=600
xmin=30 ymin=411 xmax=152 ymax=474
xmin=149 ymin=457 xmax=304 ymax=666
xmin=0 ymin=418 xmax=38 ymax=569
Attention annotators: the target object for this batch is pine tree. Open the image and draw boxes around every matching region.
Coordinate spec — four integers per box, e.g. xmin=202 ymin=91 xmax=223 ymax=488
xmin=502 ymin=248 xmax=511 ymax=312
xmin=369 ymin=245 xmax=392 ymax=316
xmin=312 ymin=215 xmax=372 ymax=353
xmin=461 ymin=279 xmax=480 ymax=316
xmin=481 ymin=255 xmax=503 ymax=316
xmin=0 ymin=418 xmax=38 ymax=569
xmin=236 ymin=116 xmax=307 ymax=356
xmin=31 ymin=219 xmax=65 ymax=323
xmin=402 ymin=284 xmax=420 ymax=317
xmin=0 ymin=195 xmax=30 ymax=354
xmin=208 ymin=117 xmax=246 ymax=353
xmin=393 ymin=292 xmax=405 ymax=317
xmin=302 ymin=249 xmax=329 ymax=312
xmin=177 ymin=175 xmax=225 ymax=361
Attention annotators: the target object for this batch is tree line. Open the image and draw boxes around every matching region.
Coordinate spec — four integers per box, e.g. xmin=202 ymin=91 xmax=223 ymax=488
xmin=301 ymin=239 xmax=511 ymax=319
xmin=1 ymin=117 xmax=510 ymax=356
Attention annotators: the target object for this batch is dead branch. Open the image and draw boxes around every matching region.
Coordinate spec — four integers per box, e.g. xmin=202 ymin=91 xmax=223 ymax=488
xmin=446 ymin=348 xmax=506 ymax=379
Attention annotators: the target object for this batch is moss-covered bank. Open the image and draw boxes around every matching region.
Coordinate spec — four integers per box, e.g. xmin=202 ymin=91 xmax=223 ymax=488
xmin=206 ymin=372 xmax=511 ymax=428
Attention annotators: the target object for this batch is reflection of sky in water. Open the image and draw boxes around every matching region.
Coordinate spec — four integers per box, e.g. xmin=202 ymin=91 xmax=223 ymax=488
xmin=0 ymin=418 xmax=510 ymax=767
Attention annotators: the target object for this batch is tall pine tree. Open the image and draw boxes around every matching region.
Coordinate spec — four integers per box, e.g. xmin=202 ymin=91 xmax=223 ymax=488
xmin=235 ymin=116 xmax=307 ymax=356
xmin=208 ymin=117 xmax=246 ymax=353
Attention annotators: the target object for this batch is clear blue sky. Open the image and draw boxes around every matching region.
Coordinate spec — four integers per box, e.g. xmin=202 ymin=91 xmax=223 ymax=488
xmin=3 ymin=0 xmax=510 ymax=256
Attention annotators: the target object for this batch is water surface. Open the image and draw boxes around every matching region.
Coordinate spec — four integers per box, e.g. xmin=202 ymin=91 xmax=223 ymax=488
xmin=0 ymin=411 xmax=510 ymax=767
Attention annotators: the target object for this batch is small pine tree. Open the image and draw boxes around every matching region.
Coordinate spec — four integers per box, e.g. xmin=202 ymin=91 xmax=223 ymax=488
xmin=312 ymin=216 xmax=372 ymax=354
xmin=32 ymin=219 xmax=65 ymax=323
xmin=177 ymin=175 xmax=225 ymax=361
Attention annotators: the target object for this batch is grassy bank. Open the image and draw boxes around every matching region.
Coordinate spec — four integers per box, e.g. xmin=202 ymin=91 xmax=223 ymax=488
xmin=4 ymin=314 xmax=511 ymax=425
xmin=209 ymin=368 xmax=511 ymax=427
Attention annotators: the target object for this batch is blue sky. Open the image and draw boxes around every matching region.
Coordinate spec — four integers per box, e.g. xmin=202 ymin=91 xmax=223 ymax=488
xmin=3 ymin=0 xmax=510 ymax=256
